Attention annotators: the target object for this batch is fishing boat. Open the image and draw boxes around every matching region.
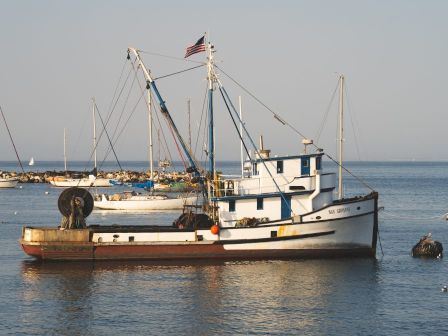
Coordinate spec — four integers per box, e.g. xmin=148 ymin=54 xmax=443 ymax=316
xmin=20 ymin=37 xmax=379 ymax=261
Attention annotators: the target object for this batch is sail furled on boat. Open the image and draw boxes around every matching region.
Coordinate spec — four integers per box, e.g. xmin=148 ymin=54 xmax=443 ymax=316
xmin=184 ymin=36 xmax=206 ymax=58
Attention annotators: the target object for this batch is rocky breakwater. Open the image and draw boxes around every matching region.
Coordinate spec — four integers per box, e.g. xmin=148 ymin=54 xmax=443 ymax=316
xmin=2 ymin=169 xmax=197 ymax=190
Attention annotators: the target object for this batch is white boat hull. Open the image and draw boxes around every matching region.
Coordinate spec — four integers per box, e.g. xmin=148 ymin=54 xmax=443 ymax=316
xmin=49 ymin=177 xmax=112 ymax=187
xmin=94 ymin=195 xmax=199 ymax=210
xmin=21 ymin=194 xmax=378 ymax=260
xmin=0 ymin=177 xmax=19 ymax=188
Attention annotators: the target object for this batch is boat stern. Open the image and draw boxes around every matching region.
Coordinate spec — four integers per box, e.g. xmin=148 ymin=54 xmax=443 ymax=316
xmin=20 ymin=226 xmax=94 ymax=260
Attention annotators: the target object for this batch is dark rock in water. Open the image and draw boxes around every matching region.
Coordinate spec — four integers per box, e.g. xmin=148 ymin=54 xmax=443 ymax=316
xmin=412 ymin=233 xmax=443 ymax=258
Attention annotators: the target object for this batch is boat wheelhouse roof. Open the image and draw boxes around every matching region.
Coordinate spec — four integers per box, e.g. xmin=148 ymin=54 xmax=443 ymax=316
xmin=249 ymin=152 xmax=324 ymax=163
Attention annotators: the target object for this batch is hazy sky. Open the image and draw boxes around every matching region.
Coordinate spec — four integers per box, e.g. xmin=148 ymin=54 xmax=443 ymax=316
xmin=1 ymin=0 xmax=447 ymax=163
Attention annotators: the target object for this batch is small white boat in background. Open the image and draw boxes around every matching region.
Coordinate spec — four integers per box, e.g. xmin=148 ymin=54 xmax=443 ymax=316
xmin=28 ymin=157 xmax=34 ymax=166
xmin=49 ymin=174 xmax=112 ymax=187
xmin=94 ymin=191 xmax=199 ymax=210
xmin=0 ymin=176 xmax=19 ymax=188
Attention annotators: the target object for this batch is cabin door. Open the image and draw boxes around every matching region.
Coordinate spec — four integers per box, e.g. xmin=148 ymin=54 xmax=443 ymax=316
xmin=281 ymin=195 xmax=292 ymax=219
xmin=301 ymin=156 xmax=310 ymax=176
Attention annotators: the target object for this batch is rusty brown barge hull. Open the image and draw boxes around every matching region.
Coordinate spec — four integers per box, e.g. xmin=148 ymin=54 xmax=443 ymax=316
xmin=20 ymin=225 xmax=377 ymax=261
xmin=21 ymin=243 xmax=375 ymax=261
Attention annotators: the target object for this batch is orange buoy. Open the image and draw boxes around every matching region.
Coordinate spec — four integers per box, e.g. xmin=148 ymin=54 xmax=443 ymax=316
xmin=210 ymin=224 xmax=220 ymax=235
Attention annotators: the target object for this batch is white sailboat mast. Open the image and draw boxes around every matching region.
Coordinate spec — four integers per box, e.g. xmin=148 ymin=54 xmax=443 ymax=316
xmin=239 ymin=96 xmax=244 ymax=177
xmin=206 ymin=37 xmax=216 ymax=179
xmin=188 ymin=98 xmax=192 ymax=150
xmin=63 ymin=128 xmax=67 ymax=172
xmin=147 ymin=90 xmax=154 ymax=180
xmin=92 ymin=98 xmax=97 ymax=170
xmin=338 ymin=75 xmax=344 ymax=200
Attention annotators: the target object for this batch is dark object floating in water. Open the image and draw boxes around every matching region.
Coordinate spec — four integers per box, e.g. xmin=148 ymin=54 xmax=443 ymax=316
xmin=442 ymin=286 xmax=447 ymax=292
xmin=411 ymin=233 xmax=443 ymax=258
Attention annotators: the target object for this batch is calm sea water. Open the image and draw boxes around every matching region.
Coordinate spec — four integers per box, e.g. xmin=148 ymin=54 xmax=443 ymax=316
xmin=1 ymin=161 xmax=448 ymax=335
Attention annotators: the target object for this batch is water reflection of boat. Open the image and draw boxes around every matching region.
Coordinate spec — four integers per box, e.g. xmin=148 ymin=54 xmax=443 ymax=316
xmin=20 ymin=37 xmax=378 ymax=261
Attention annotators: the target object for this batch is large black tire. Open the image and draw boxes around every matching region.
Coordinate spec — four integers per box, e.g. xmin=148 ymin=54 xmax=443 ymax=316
xmin=58 ymin=187 xmax=94 ymax=218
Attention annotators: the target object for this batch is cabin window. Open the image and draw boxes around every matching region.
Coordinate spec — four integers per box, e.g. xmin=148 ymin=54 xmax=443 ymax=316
xmin=229 ymin=200 xmax=235 ymax=212
xmin=252 ymin=163 xmax=259 ymax=175
xmin=316 ymin=156 xmax=322 ymax=170
xmin=301 ymin=156 xmax=310 ymax=176
xmin=277 ymin=160 xmax=283 ymax=174
xmin=257 ymin=197 xmax=264 ymax=210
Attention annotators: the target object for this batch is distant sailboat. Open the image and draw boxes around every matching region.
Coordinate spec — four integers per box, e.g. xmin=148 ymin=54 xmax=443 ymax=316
xmin=28 ymin=157 xmax=34 ymax=166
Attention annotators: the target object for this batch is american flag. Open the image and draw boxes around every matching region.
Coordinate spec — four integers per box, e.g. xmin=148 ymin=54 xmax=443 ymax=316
xmin=184 ymin=36 xmax=206 ymax=58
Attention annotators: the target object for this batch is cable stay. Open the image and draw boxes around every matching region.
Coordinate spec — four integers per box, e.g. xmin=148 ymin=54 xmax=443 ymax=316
xmin=154 ymin=64 xmax=205 ymax=81
xmin=215 ymin=64 xmax=375 ymax=193
xmin=0 ymin=105 xmax=25 ymax=174
xmin=139 ymin=49 xmax=205 ymax=64
xmin=93 ymin=102 xmax=123 ymax=172
xmin=212 ymin=68 xmax=294 ymax=215
xmin=127 ymin=48 xmax=203 ymax=177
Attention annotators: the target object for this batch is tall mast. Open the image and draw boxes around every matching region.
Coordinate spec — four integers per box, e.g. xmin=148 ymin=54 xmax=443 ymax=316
xmin=338 ymin=75 xmax=344 ymax=199
xmin=63 ymin=128 xmax=67 ymax=172
xmin=147 ymin=89 xmax=153 ymax=179
xmin=157 ymin=129 xmax=161 ymax=164
xmin=92 ymin=98 xmax=97 ymax=171
xmin=127 ymin=47 xmax=200 ymax=176
xmin=207 ymin=38 xmax=216 ymax=180
xmin=239 ymin=95 xmax=244 ymax=177
xmin=187 ymin=98 xmax=192 ymax=150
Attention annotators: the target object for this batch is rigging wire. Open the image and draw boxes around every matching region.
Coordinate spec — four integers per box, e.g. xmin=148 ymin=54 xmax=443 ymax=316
xmin=131 ymin=60 xmax=186 ymax=170
xmin=139 ymin=50 xmax=204 ymax=64
xmin=93 ymin=102 xmax=123 ymax=171
xmin=345 ymin=83 xmax=363 ymax=161
xmin=154 ymin=64 xmax=205 ymax=81
xmin=216 ymin=65 xmax=375 ymax=193
xmin=377 ymin=228 xmax=384 ymax=257
xmin=84 ymin=60 xmax=136 ymax=175
xmin=110 ymin=62 xmax=140 ymax=141
xmin=107 ymin=58 xmax=130 ymax=119
xmin=216 ymin=65 xmax=308 ymax=139
xmin=100 ymin=85 xmax=146 ymax=165
xmin=153 ymin=101 xmax=174 ymax=166
xmin=315 ymin=80 xmax=339 ymax=143
xmin=217 ymin=87 xmax=252 ymax=159
xmin=0 ymin=105 xmax=25 ymax=173
xmin=214 ymin=69 xmax=294 ymax=214
xmin=104 ymin=62 xmax=135 ymax=130
xmin=194 ymin=82 xmax=209 ymax=160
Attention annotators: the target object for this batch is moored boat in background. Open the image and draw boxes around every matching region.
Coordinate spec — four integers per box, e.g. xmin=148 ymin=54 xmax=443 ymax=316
xmin=0 ymin=176 xmax=19 ymax=188
xmin=94 ymin=190 xmax=199 ymax=210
